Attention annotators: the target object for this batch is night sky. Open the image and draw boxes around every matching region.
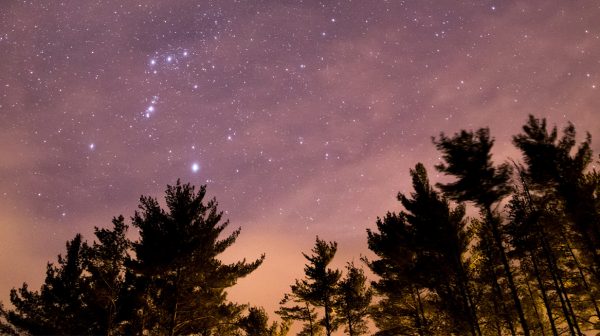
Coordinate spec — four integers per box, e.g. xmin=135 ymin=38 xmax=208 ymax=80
xmin=2 ymin=0 xmax=600 ymax=323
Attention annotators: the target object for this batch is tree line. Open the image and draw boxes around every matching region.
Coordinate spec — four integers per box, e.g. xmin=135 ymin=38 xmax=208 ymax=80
xmin=1 ymin=115 xmax=599 ymax=335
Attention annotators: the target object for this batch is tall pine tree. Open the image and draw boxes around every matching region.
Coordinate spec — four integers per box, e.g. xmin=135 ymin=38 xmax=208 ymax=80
xmin=279 ymin=237 xmax=341 ymax=336
xmin=367 ymin=163 xmax=479 ymax=335
xmin=434 ymin=128 xmax=530 ymax=335
xmin=334 ymin=262 xmax=372 ymax=336
xmin=240 ymin=306 xmax=290 ymax=336
xmin=129 ymin=180 xmax=265 ymax=335
xmin=367 ymin=210 xmax=429 ymax=336
xmin=85 ymin=215 xmax=131 ymax=335
xmin=8 ymin=234 xmax=99 ymax=335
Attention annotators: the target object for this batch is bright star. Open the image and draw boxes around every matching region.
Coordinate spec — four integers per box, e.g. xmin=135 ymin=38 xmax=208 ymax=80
xmin=89 ymin=143 xmax=95 ymax=150
xmin=191 ymin=163 xmax=200 ymax=173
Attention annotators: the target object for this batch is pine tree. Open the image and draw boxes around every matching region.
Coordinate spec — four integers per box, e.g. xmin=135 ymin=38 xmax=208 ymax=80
xmin=85 ymin=215 xmax=131 ymax=335
xmin=240 ymin=306 xmax=290 ymax=336
xmin=367 ymin=163 xmax=480 ymax=335
xmin=512 ymin=116 xmax=600 ymax=331
xmin=8 ymin=234 xmax=99 ymax=335
xmin=366 ymin=211 xmax=432 ymax=335
xmin=513 ymin=115 xmax=600 ymax=282
xmin=277 ymin=293 xmax=322 ymax=336
xmin=335 ymin=262 xmax=372 ymax=336
xmin=129 ymin=180 xmax=264 ymax=335
xmin=0 ymin=302 xmax=19 ymax=335
xmin=400 ymin=163 xmax=480 ymax=335
xmin=279 ymin=237 xmax=341 ymax=336
xmin=434 ymin=128 xmax=530 ymax=335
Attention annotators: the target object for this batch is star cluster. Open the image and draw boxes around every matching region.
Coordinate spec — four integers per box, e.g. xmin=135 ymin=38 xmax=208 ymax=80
xmin=1 ymin=0 xmax=600 ymax=320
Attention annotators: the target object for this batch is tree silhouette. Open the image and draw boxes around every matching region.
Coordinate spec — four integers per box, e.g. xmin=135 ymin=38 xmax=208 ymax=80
xmin=512 ymin=116 xmax=600 ymax=331
xmin=514 ymin=115 xmax=600 ymax=281
xmin=279 ymin=237 xmax=341 ymax=336
xmin=8 ymin=234 xmax=98 ymax=334
xmin=240 ymin=306 xmax=290 ymax=336
xmin=6 ymin=116 xmax=600 ymax=335
xmin=400 ymin=163 xmax=480 ymax=335
xmin=0 ymin=302 xmax=20 ymax=335
xmin=129 ymin=180 xmax=265 ymax=335
xmin=366 ymin=211 xmax=431 ymax=335
xmin=434 ymin=129 xmax=530 ymax=335
xmin=367 ymin=163 xmax=481 ymax=335
xmin=277 ymin=292 xmax=322 ymax=336
xmin=334 ymin=262 xmax=372 ymax=336
xmin=85 ymin=215 xmax=131 ymax=334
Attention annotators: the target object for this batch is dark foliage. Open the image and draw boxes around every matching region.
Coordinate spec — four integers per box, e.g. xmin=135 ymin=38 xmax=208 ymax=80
xmin=335 ymin=262 xmax=372 ymax=336
xmin=128 ymin=180 xmax=264 ymax=335
xmin=6 ymin=115 xmax=600 ymax=335
xmin=7 ymin=181 xmax=264 ymax=336
xmin=279 ymin=237 xmax=341 ymax=336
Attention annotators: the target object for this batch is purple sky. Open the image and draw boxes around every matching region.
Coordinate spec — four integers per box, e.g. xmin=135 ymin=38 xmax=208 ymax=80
xmin=1 ymin=0 xmax=599 ymax=330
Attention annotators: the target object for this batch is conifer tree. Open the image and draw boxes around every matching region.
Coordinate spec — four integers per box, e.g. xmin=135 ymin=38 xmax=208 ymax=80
xmin=367 ymin=163 xmax=479 ymax=335
xmin=334 ymin=262 xmax=372 ymax=336
xmin=0 ymin=302 xmax=19 ymax=335
xmin=129 ymin=180 xmax=264 ymax=335
xmin=513 ymin=115 xmax=600 ymax=281
xmin=279 ymin=237 xmax=341 ymax=336
xmin=8 ymin=234 xmax=98 ymax=334
xmin=512 ymin=116 xmax=600 ymax=331
xmin=401 ymin=163 xmax=480 ymax=335
xmin=240 ymin=306 xmax=290 ymax=336
xmin=366 ymin=211 xmax=432 ymax=335
xmin=277 ymin=293 xmax=322 ymax=336
xmin=469 ymin=217 xmax=521 ymax=335
xmin=434 ymin=128 xmax=530 ymax=335
xmin=85 ymin=215 xmax=131 ymax=335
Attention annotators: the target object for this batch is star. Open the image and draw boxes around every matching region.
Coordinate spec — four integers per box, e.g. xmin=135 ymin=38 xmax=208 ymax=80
xmin=4 ymin=2 xmax=600 ymax=330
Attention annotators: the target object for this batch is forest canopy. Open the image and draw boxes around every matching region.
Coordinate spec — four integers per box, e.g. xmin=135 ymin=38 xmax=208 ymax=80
xmin=1 ymin=115 xmax=599 ymax=335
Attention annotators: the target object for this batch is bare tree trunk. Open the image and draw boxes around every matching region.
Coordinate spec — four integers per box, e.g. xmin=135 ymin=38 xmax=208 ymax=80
xmin=305 ymin=302 xmax=315 ymax=336
xmin=529 ymin=248 xmax=558 ymax=336
xmin=456 ymin=255 xmax=481 ymax=336
xmin=324 ymin=298 xmax=332 ymax=336
xmin=168 ymin=267 xmax=181 ymax=336
xmin=544 ymin=243 xmax=577 ymax=336
xmin=523 ymin=265 xmax=546 ymax=336
xmin=411 ymin=285 xmax=425 ymax=336
xmin=482 ymin=230 xmax=516 ymax=336
xmin=564 ymin=237 xmax=600 ymax=318
xmin=485 ymin=208 xmax=530 ymax=336
xmin=555 ymin=265 xmax=582 ymax=335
